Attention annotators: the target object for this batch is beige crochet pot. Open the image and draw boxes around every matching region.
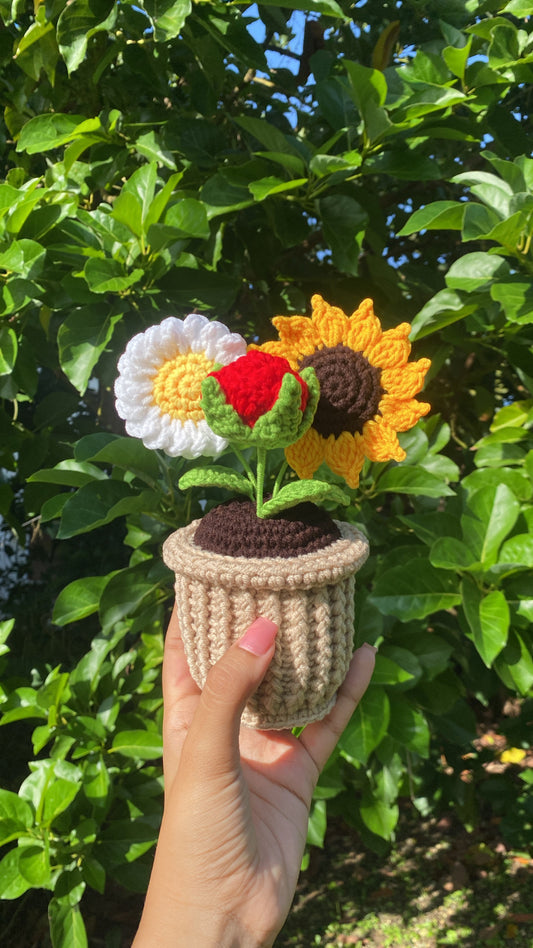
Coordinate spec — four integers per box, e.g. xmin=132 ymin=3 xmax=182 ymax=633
xmin=162 ymin=519 xmax=369 ymax=730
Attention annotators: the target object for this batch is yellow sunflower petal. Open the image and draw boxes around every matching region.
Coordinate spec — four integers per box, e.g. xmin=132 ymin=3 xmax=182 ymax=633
xmin=345 ymin=298 xmax=383 ymax=353
xmin=310 ymin=294 xmax=350 ymax=348
xmin=249 ymin=339 xmax=300 ymax=367
xmin=285 ymin=426 xmax=326 ymax=479
xmin=362 ymin=417 xmax=406 ymax=462
xmin=380 ymin=394 xmax=431 ymax=432
xmin=365 ymin=323 xmax=412 ymax=369
xmin=381 ymin=358 xmax=431 ymax=399
xmin=323 ymin=431 xmax=365 ymax=488
xmin=271 ymin=314 xmax=321 ymax=361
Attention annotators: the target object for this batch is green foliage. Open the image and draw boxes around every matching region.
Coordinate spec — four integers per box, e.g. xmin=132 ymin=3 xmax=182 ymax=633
xmin=1 ymin=0 xmax=533 ymax=942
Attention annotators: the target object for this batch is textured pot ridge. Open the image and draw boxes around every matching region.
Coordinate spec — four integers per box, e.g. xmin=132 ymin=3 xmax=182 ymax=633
xmin=163 ymin=518 xmax=369 ymax=729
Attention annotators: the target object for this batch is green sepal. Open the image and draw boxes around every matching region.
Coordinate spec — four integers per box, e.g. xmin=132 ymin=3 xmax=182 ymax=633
xmin=253 ymin=366 xmax=320 ymax=449
xmin=259 ymin=479 xmax=350 ymax=519
xmin=179 ymin=466 xmax=254 ymax=499
xmin=201 ymin=375 xmax=254 ymax=447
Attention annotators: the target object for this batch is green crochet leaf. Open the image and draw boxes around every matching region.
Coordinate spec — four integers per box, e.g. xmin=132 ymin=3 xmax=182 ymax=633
xmin=259 ymin=479 xmax=350 ymax=518
xmin=298 ymin=366 xmax=320 ymax=437
xmin=179 ymin=466 xmax=254 ymax=499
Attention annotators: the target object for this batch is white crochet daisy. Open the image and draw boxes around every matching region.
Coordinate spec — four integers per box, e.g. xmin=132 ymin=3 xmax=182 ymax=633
xmin=114 ymin=314 xmax=247 ymax=458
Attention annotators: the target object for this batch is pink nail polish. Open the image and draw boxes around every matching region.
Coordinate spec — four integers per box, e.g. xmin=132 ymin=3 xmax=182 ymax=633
xmin=238 ymin=617 xmax=278 ymax=656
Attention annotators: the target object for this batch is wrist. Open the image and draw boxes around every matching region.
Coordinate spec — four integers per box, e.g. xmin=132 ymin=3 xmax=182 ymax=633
xmin=134 ymin=896 xmax=275 ymax=948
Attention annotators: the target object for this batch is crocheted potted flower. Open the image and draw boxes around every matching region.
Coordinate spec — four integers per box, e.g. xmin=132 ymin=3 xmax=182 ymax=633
xmin=115 ymin=297 xmax=431 ymax=729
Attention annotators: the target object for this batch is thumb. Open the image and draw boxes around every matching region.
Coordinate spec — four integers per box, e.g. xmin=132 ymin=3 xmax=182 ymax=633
xmin=183 ymin=617 xmax=278 ymax=770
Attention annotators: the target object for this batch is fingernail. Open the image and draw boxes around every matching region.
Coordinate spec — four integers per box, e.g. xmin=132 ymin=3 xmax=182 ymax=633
xmin=363 ymin=642 xmax=378 ymax=653
xmin=238 ymin=617 xmax=278 ymax=656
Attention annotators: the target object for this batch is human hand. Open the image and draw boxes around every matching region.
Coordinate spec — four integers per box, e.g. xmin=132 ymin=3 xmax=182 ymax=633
xmin=133 ymin=607 xmax=376 ymax=948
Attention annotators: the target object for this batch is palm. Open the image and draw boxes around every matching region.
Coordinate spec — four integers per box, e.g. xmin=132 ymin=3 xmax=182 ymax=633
xmin=152 ymin=609 xmax=375 ymax=945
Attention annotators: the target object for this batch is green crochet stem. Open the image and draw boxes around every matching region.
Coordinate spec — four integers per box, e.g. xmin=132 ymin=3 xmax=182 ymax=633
xmin=255 ymin=447 xmax=267 ymax=517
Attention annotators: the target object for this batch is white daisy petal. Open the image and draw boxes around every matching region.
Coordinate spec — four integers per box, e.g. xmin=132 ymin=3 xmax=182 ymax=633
xmin=114 ymin=314 xmax=245 ymax=459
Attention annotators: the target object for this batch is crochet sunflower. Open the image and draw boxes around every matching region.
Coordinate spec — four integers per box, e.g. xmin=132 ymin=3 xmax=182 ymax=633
xmin=256 ymin=295 xmax=431 ymax=488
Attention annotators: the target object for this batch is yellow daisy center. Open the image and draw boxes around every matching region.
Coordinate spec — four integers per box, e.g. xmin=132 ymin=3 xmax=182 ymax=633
xmin=152 ymin=351 xmax=215 ymax=421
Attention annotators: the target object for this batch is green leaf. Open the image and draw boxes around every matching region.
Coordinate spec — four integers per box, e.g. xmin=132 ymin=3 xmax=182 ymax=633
xmin=491 ymin=282 xmax=533 ymax=325
xmin=111 ymin=729 xmax=163 ymax=760
xmin=360 ymin=796 xmax=399 ymax=839
xmin=0 ymin=326 xmax=17 ymax=376
xmin=18 ymin=844 xmax=51 ymax=888
xmin=17 ymin=114 xmax=86 ymax=153
xmin=462 ymin=202 xmax=501 ymax=241
xmin=235 ymin=116 xmax=305 ymax=157
xmin=397 ymin=201 xmax=465 ymax=237
xmin=255 ymin=0 xmax=344 ymax=14
xmin=12 ymin=12 xmax=59 ymax=83
xmin=319 ymin=194 xmax=368 ymax=276
xmin=0 ymin=849 xmax=32 ymax=899
xmin=309 ymin=152 xmax=361 ymax=177
xmin=249 ymin=176 xmax=307 ymax=201
xmin=339 ymin=687 xmax=390 ymax=764
xmin=410 ymin=289 xmax=477 ymax=340
xmin=28 ymin=460 xmax=107 ymax=488
xmin=165 ymin=199 xmax=210 ymax=238
xmin=495 ymin=632 xmax=533 ymax=695
xmin=56 ymin=0 xmax=117 ymax=74
xmin=178 ymin=466 xmax=254 ymax=499
xmin=503 ymin=0 xmax=533 ymax=12
xmin=75 ymin=435 xmax=160 ymax=482
xmin=451 ymin=171 xmax=513 ymax=217
xmin=306 ymin=799 xmax=327 ymax=848
xmin=445 ymin=252 xmax=507 ymax=292
xmin=499 ymin=534 xmax=533 ymax=571
xmin=43 ymin=775 xmax=81 ymax=825
xmin=260 ymin=480 xmax=350 ymax=518
xmin=99 ymin=565 xmax=163 ymax=630
xmin=375 ymin=466 xmax=454 ymax=498
xmin=443 ymin=37 xmax=472 ymax=81
xmin=82 ymin=757 xmax=111 ymax=807
xmin=387 ymin=696 xmax=430 ymax=757
xmin=141 ymin=0 xmax=192 ymax=43
xmin=371 ymin=559 xmax=461 ymax=620
xmin=0 ymin=239 xmax=46 ymax=278
xmin=58 ymin=306 xmax=123 ymax=394
xmin=462 ymin=468 xmax=532 ymax=503
xmin=83 ymin=258 xmax=144 ymax=294
xmin=344 ymin=61 xmax=391 ymax=145
xmin=430 ymin=537 xmax=478 ymax=571
xmin=371 ymin=654 xmax=417 ymax=688
xmin=491 ymin=399 xmax=533 ymax=431
xmin=52 ymin=576 xmax=110 ymax=626
xmin=82 ymin=856 xmax=106 ymax=894
xmin=135 ymin=130 xmax=177 ymax=170
xmin=461 ymin=483 xmax=520 ymax=566
xmin=0 ymin=791 xmax=34 ymax=846
xmin=461 ymin=577 xmax=509 ymax=667
xmin=57 ymin=482 xmax=159 ymax=538
xmin=49 ymin=898 xmax=88 ymax=948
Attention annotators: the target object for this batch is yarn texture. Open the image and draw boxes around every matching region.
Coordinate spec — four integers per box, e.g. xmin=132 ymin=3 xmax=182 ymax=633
xmin=163 ymin=519 xmax=369 ymax=729
xmin=257 ymin=294 xmax=431 ymax=487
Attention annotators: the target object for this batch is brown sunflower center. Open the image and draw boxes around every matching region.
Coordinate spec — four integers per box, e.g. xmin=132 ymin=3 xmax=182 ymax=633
xmin=299 ymin=344 xmax=383 ymax=438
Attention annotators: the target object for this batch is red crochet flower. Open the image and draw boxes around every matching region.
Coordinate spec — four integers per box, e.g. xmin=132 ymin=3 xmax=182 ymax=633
xmin=209 ymin=351 xmax=308 ymax=428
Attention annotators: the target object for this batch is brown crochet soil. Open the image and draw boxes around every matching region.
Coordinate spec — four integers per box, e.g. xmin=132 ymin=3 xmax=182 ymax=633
xmin=193 ymin=499 xmax=341 ymax=558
